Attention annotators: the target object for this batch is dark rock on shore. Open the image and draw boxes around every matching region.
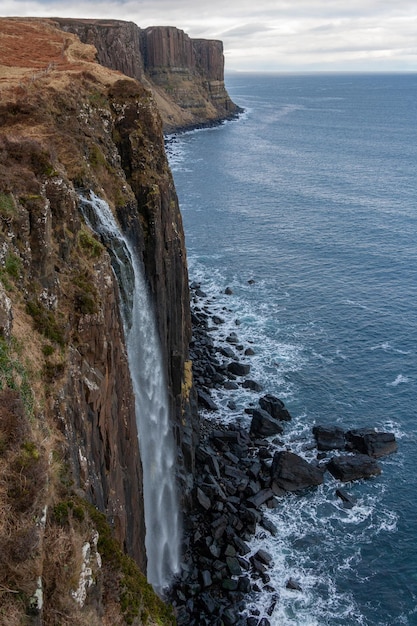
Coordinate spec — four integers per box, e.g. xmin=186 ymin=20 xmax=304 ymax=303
xmin=286 ymin=578 xmax=302 ymax=591
xmin=259 ymin=395 xmax=292 ymax=422
xmin=312 ymin=424 xmax=397 ymax=459
xmin=171 ymin=413 xmax=283 ymax=623
xmin=228 ymin=361 xmax=251 ymax=376
xmin=336 ymin=488 xmax=356 ymax=508
xmin=250 ymin=409 xmax=284 ymax=437
xmin=242 ymin=379 xmax=264 ymax=392
xmin=313 ymin=425 xmax=345 ymax=450
xmin=198 ymin=389 xmax=218 ymax=411
xmin=345 ymin=428 xmax=397 ymax=458
xmin=327 ymin=454 xmax=382 ymax=481
xmin=271 ymin=451 xmax=324 ymax=492
xmin=182 ymin=281 xmax=398 ymax=625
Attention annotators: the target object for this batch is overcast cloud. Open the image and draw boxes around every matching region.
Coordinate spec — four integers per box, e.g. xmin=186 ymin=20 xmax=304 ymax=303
xmin=2 ymin=0 xmax=417 ymax=71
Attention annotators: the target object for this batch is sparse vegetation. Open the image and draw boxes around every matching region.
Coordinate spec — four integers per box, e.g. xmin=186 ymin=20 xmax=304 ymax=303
xmin=88 ymin=91 xmax=108 ymax=108
xmin=89 ymin=144 xmax=107 ymax=169
xmin=42 ymin=359 xmax=65 ymax=382
xmin=0 ymin=192 xmax=15 ymax=216
xmin=0 ymin=388 xmax=47 ymax=616
xmin=4 ymin=252 xmax=22 ymax=280
xmin=86 ymin=503 xmax=176 ymax=625
xmin=26 ymin=299 xmax=66 ymax=346
xmin=42 ymin=344 xmax=54 ymax=357
xmin=78 ymin=227 xmax=103 ymax=258
xmin=0 ymin=338 xmax=34 ymax=418
xmin=73 ymin=271 xmax=99 ymax=315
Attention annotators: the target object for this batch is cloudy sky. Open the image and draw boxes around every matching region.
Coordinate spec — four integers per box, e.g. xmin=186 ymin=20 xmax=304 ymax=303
xmin=2 ymin=0 xmax=417 ymax=72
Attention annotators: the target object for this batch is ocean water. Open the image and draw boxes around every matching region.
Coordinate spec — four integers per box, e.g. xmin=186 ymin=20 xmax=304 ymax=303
xmin=166 ymin=73 xmax=417 ymax=625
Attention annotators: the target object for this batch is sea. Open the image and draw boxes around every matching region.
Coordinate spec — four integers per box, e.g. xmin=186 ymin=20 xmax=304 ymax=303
xmin=166 ymin=73 xmax=417 ymax=626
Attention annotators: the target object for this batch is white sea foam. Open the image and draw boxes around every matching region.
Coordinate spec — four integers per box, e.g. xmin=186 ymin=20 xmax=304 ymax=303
xmin=370 ymin=341 xmax=411 ymax=355
xmin=387 ymin=374 xmax=411 ymax=386
xmin=343 ymin=299 xmax=369 ymax=310
xmin=189 ymin=261 xmax=408 ymax=623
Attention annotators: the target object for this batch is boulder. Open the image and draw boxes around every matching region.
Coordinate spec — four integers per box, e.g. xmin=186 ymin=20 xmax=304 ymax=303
xmin=336 ymin=488 xmax=356 ymax=509
xmin=250 ymin=408 xmax=284 ymax=437
xmin=286 ymin=578 xmax=302 ymax=591
xmin=200 ymin=570 xmax=212 ymax=587
xmin=271 ymin=450 xmax=324 ymax=492
xmin=227 ymin=361 xmax=251 ymax=376
xmin=312 ymin=425 xmax=345 ymax=450
xmin=259 ymin=394 xmax=292 ymax=421
xmin=226 ymin=556 xmax=242 ymax=576
xmin=246 ymin=488 xmax=275 ymax=509
xmin=197 ymin=487 xmax=211 ymax=510
xmin=345 ymin=428 xmax=397 ymax=458
xmin=197 ymin=390 xmax=218 ymax=411
xmin=327 ymin=454 xmax=381 ymax=481
xmin=219 ymin=345 xmax=236 ymax=358
xmin=238 ymin=576 xmax=251 ymax=593
xmin=254 ymin=549 xmax=273 ymax=566
xmin=260 ymin=515 xmax=278 ymax=536
xmin=242 ymin=379 xmax=263 ymax=392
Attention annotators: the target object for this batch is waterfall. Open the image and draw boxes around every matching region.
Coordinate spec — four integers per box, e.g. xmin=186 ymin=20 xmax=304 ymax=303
xmin=79 ymin=192 xmax=181 ymax=593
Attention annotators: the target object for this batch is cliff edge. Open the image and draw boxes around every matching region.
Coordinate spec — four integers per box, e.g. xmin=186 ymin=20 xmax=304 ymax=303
xmin=54 ymin=18 xmax=242 ymax=132
xmin=0 ymin=17 xmax=197 ymax=624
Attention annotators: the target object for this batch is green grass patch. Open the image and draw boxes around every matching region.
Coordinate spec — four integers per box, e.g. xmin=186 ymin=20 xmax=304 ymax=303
xmin=78 ymin=227 xmax=103 ymax=259
xmin=89 ymin=145 xmax=107 ymax=169
xmin=73 ymin=272 xmax=99 ymax=315
xmin=4 ymin=252 xmax=22 ymax=280
xmin=88 ymin=91 xmax=109 ymax=108
xmin=0 ymin=192 xmax=15 ymax=216
xmin=42 ymin=344 xmax=54 ymax=357
xmin=26 ymin=299 xmax=66 ymax=346
xmin=0 ymin=337 xmax=34 ymax=418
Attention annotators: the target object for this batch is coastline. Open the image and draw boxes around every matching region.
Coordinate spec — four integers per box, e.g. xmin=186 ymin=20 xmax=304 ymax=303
xmin=169 ymin=281 xmax=398 ymax=625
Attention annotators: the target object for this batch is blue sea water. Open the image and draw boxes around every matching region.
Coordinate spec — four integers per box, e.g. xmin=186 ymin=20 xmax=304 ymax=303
xmin=167 ymin=73 xmax=417 ymax=625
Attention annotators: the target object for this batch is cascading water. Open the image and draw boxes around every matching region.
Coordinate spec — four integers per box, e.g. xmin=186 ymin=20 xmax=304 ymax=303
xmin=79 ymin=192 xmax=181 ymax=593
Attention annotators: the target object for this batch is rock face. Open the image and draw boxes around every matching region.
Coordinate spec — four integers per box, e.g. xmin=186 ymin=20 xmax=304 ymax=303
xmin=54 ymin=18 xmax=242 ymax=132
xmin=0 ymin=17 xmax=196 ymax=623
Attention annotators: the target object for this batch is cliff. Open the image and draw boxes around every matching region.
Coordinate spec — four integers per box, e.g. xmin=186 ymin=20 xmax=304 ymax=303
xmin=54 ymin=18 xmax=242 ymax=132
xmin=0 ymin=17 xmax=197 ymax=624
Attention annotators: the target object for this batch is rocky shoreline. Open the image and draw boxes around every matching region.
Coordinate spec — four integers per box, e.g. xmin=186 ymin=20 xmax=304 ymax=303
xmin=169 ymin=283 xmax=397 ymax=625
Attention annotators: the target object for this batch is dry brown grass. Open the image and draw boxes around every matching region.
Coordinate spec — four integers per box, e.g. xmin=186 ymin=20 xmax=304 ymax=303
xmin=0 ymin=388 xmax=48 ymax=618
xmin=0 ymin=17 xmax=123 ymax=97
xmin=0 ymin=18 xmax=95 ymax=74
xmin=0 ymin=594 xmax=27 ymax=626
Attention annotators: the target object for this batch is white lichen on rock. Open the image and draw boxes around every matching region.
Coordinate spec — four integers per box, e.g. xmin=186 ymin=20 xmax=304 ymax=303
xmin=0 ymin=281 xmax=13 ymax=339
xmin=71 ymin=532 xmax=102 ymax=607
xmin=28 ymin=576 xmax=44 ymax=614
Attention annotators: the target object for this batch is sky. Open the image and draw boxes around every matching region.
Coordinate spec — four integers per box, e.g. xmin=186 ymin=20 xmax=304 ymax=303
xmin=2 ymin=0 xmax=417 ymax=72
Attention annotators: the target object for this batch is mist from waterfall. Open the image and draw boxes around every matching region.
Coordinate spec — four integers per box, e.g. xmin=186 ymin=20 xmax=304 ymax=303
xmin=80 ymin=192 xmax=181 ymax=594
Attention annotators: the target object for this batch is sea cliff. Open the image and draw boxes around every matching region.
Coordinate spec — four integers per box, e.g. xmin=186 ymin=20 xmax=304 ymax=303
xmin=54 ymin=18 xmax=242 ymax=132
xmin=0 ymin=16 xmax=210 ymax=623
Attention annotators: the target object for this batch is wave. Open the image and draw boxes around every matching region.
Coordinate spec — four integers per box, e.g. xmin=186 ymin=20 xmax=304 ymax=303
xmin=370 ymin=341 xmax=411 ymax=355
xmin=387 ymin=374 xmax=411 ymax=387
